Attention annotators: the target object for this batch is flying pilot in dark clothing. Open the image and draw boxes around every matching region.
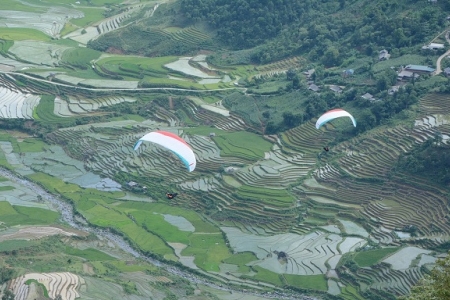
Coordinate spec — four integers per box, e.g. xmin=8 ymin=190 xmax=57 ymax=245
xmin=323 ymin=147 xmax=329 ymax=152
xmin=166 ymin=192 xmax=178 ymax=199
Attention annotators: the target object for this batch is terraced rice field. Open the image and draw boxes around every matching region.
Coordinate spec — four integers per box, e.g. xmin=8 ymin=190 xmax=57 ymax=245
xmin=54 ymin=95 xmax=136 ymax=117
xmin=0 ymin=7 xmax=83 ymax=37
xmin=0 ymin=86 xmax=40 ymax=118
xmin=6 ymin=272 xmax=82 ymax=300
xmin=65 ymin=3 xmax=146 ymax=44
xmin=222 ymin=227 xmax=365 ymax=275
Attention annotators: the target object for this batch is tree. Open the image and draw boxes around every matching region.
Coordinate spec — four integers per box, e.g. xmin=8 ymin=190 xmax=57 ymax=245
xmin=286 ymin=68 xmax=297 ymax=80
xmin=292 ymin=75 xmax=300 ymax=89
xmin=400 ymin=253 xmax=450 ymax=300
xmin=1 ymin=290 xmax=14 ymax=300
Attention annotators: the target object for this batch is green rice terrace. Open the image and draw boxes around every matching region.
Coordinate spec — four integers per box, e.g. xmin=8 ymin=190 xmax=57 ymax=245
xmin=1 ymin=0 xmax=450 ymax=299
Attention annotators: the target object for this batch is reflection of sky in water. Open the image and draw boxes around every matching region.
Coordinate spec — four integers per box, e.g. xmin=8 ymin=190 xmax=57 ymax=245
xmin=158 ymin=213 xmax=195 ymax=232
xmin=20 ymin=145 xmax=121 ymax=191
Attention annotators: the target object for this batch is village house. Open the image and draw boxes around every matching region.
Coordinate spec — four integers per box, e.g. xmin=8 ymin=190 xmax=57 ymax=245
xmin=379 ymin=49 xmax=390 ymax=61
xmin=422 ymin=43 xmax=445 ymax=50
xmin=303 ymin=68 xmax=315 ymax=79
xmin=388 ymin=86 xmax=401 ymax=95
xmin=329 ymin=85 xmax=343 ymax=93
xmin=127 ymin=181 xmax=138 ymax=187
xmin=397 ymin=70 xmax=419 ymax=81
xmin=361 ymin=93 xmax=375 ymax=101
xmin=403 ymin=64 xmax=436 ymax=75
xmin=308 ymin=83 xmax=320 ymax=92
xmin=342 ymin=69 xmax=354 ymax=77
xmin=444 ymin=67 xmax=450 ymax=76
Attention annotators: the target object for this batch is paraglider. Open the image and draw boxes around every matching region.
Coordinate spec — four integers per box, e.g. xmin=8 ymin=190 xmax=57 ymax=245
xmin=166 ymin=192 xmax=178 ymax=199
xmin=134 ymin=130 xmax=196 ymax=172
xmin=315 ymin=109 xmax=356 ymax=129
xmin=323 ymin=147 xmax=329 ymax=152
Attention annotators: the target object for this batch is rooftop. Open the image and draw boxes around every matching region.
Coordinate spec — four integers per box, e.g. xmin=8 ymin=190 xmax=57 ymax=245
xmin=404 ymin=65 xmax=435 ymax=72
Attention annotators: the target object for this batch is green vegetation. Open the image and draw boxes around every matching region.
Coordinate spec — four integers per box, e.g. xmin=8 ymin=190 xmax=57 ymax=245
xmin=223 ymin=252 xmax=257 ymax=265
xmin=34 ymin=95 xmax=79 ymax=126
xmin=181 ymin=233 xmax=231 ymax=271
xmin=25 ymin=279 xmax=49 ymax=297
xmin=395 ymin=137 xmax=450 ymax=184
xmin=64 ymin=247 xmax=116 ymax=261
xmin=0 ymin=186 xmax=14 ymax=191
xmin=17 ymin=139 xmax=47 ymax=152
xmin=354 ymin=247 xmax=400 ymax=267
xmin=251 ymin=266 xmax=284 ymax=286
xmin=236 ymin=185 xmax=294 ymax=206
xmin=61 ymin=48 xmax=102 ymax=69
xmin=71 ymin=7 xmax=106 ymax=27
xmin=211 ymin=131 xmax=272 ymax=160
xmin=0 ymin=202 xmax=59 ymax=226
xmin=0 ymin=28 xmax=50 ymax=41
xmin=0 ymin=240 xmax=39 ymax=252
xmin=401 ymin=254 xmax=450 ymax=300
xmin=283 ymin=274 xmax=328 ymax=291
xmin=0 ymin=0 xmax=46 ymax=12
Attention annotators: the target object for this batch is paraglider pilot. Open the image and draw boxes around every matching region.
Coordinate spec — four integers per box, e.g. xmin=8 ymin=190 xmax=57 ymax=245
xmin=166 ymin=192 xmax=178 ymax=199
xmin=323 ymin=146 xmax=329 ymax=152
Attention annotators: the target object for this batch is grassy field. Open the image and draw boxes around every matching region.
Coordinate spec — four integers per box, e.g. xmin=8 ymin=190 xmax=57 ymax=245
xmin=60 ymin=22 xmax=79 ymax=36
xmin=372 ymin=54 xmax=428 ymax=73
xmin=0 ymin=240 xmax=39 ymax=252
xmin=354 ymin=247 xmax=401 ymax=267
xmin=33 ymin=95 xmax=78 ymax=126
xmin=251 ymin=266 xmax=284 ymax=286
xmin=181 ymin=233 xmax=231 ymax=271
xmin=64 ymin=246 xmax=116 ymax=261
xmin=97 ymin=55 xmax=178 ymax=75
xmin=130 ymin=210 xmax=191 ymax=244
xmin=25 ymin=279 xmax=49 ymax=297
xmin=203 ymin=131 xmax=272 ymax=161
xmin=236 ymin=185 xmax=295 ymax=206
xmin=223 ymin=252 xmax=257 ymax=265
xmin=0 ymin=201 xmax=59 ymax=226
xmin=61 ymin=47 xmax=102 ymax=69
xmin=283 ymin=274 xmax=328 ymax=291
xmin=0 ymin=0 xmax=46 ymax=12
xmin=17 ymin=139 xmax=47 ymax=152
xmin=0 ymin=28 xmax=50 ymax=41
xmin=70 ymin=7 xmax=106 ymax=27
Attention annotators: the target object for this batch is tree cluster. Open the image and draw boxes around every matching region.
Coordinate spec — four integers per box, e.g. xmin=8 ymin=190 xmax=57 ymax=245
xmin=395 ymin=135 xmax=450 ymax=185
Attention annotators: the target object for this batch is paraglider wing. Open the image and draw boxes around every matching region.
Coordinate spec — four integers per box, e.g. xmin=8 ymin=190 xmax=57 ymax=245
xmin=315 ymin=109 xmax=357 ymax=129
xmin=134 ymin=131 xmax=196 ymax=172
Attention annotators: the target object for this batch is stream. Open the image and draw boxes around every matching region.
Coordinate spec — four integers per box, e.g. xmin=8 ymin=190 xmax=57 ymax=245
xmin=0 ymin=167 xmax=317 ymax=300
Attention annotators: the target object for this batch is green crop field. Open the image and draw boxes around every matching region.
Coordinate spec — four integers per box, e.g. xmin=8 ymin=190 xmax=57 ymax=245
xmin=0 ymin=186 xmax=14 ymax=191
xmin=0 ymin=28 xmax=50 ymax=41
xmin=251 ymin=266 xmax=284 ymax=286
xmin=283 ymin=274 xmax=328 ymax=291
xmin=118 ymin=202 xmax=220 ymax=233
xmin=354 ymin=247 xmax=401 ymax=267
xmin=64 ymin=246 xmax=116 ymax=261
xmin=17 ymin=139 xmax=47 ymax=152
xmin=70 ymin=7 xmax=106 ymax=27
xmin=0 ymin=0 xmax=46 ymax=12
xmin=130 ymin=210 xmax=191 ymax=244
xmin=25 ymin=279 xmax=49 ymax=297
xmin=0 ymin=201 xmax=59 ymax=226
xmin=97 ymin=55 xmax=178 ymax=75
xmin=236 ymin=185 xmax=294 ymax=206
xmin=223 ymin=252 xmax=258 ymax=265
xmin=0 ymin=240 xmax=39 ymax=252
xmin=33 ymin=95 xmax=77 ymax=126
xmin=373 ymin=54 xmax=428 ymax=73
xmin=211 ymin=131 xmax=272 ymax=161
xmin=181 ymin=233 xmax=231 ymax=271
xmin=61 ymin=47 xmax=102 ymax=69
